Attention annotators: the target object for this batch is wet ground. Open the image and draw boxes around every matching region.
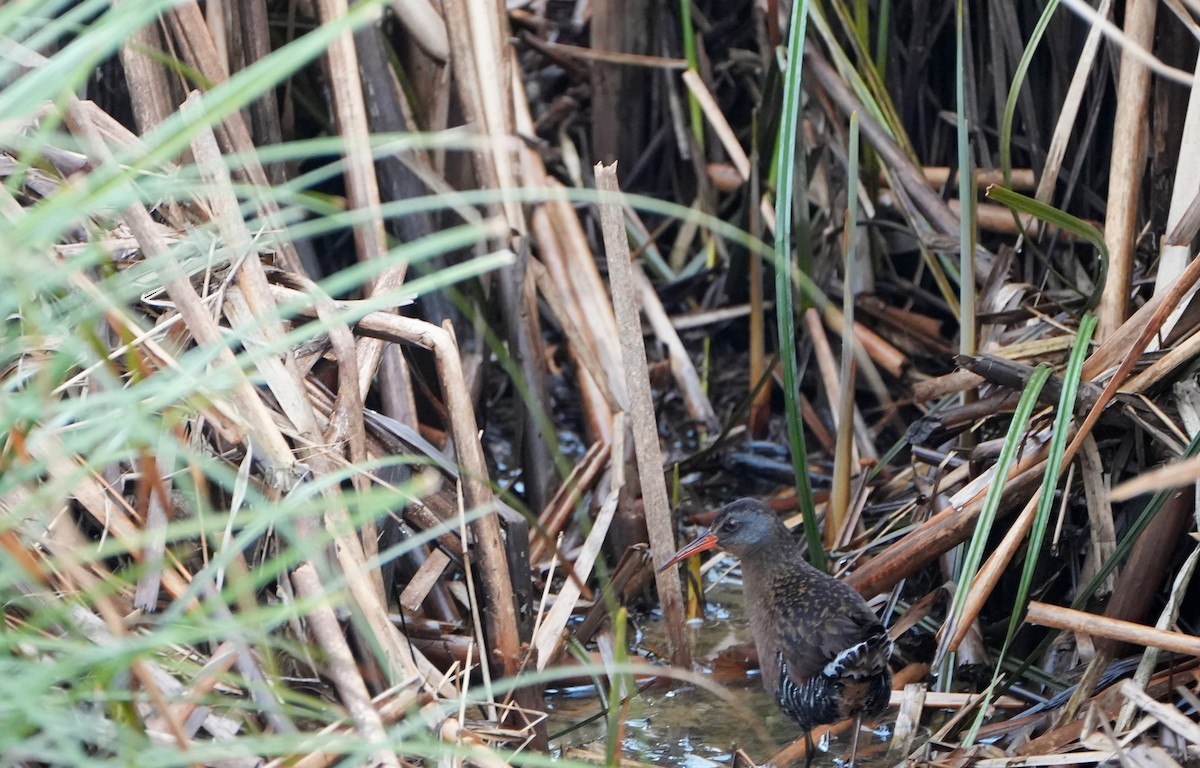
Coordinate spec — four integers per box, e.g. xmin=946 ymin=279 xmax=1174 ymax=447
xmin=546 ymin=578 xmax=897 ymax=766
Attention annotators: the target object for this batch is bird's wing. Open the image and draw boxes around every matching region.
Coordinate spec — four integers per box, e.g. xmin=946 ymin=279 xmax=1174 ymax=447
xmin=774 ymin=577 xmax=886 ymax=685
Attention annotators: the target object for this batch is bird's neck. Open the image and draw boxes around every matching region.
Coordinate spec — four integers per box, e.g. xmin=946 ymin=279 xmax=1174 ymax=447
xmin=739 ymin=534 xmax=822 ymax=585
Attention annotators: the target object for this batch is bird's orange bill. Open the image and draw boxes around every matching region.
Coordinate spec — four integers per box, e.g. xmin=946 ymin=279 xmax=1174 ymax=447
xmin=658 ymin=530 xmax=718 ymax=572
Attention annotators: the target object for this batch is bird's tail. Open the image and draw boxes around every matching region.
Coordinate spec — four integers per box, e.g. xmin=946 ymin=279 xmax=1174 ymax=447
xmin=821 ymin=630 xmax=892 ymax=680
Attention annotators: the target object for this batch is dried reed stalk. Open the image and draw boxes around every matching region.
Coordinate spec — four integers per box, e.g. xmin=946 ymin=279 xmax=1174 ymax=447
xmin=1097 ymin=0 xmax=1156 ymax=338
xmin=1025 ymin=601 xmax=1200 ymax=657
xmin=595 ymin=161 xmax=690 ymax=667
xmin=292 ymin=563 xmax=402 ymax=768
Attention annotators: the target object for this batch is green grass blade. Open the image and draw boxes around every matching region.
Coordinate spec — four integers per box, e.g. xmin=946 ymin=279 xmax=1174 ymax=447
xmin=986 ymin=185 xmax=1109 ymax=310
xmin=956 ymin=0 xmax=975 ymax=358
xmin=963 ymin=313 xmax=1096 ymax=745
xmin=678 ymin=0 xmax=705 ymax=146
xmin=774 ymin=0 xmax=824 ymax=569
xmin=989 ymin=426 xmax=1200 ymax=716
xmin=936 ymin=364 xmax=1052 ymax=668
xmin=873 ymin=0 xmax=890 ymax=76
xmin=999 ymin=1 xmax=1061 ymax=188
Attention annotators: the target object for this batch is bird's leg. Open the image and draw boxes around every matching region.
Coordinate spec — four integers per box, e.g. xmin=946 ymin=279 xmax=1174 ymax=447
xmin=804 ymin=730 xmax=815 ymax=768
xmin=847 ymin=714 xmax=863 ymax=768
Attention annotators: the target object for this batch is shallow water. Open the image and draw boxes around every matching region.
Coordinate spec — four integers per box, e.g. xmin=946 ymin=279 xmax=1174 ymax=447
xmin=546 ymin=579 xmax=895 ymax=766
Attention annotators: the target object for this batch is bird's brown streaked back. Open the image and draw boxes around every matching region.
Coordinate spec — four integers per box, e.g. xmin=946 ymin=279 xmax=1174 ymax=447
xmin=662 ymin=498 xmax=892 ymax=766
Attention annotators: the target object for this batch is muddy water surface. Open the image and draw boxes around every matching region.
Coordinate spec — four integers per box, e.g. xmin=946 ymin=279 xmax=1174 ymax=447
xmin=547 ymin=579 xmax=895 ymax=765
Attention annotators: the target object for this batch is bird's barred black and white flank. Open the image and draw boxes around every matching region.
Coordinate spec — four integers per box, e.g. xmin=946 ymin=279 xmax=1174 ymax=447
xmin=776 ymin=631 xmax=892 ymax=731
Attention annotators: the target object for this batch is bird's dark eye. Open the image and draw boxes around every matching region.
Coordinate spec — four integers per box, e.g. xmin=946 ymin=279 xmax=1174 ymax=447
xmin=721 ymin=520 xmax=739 ymax=533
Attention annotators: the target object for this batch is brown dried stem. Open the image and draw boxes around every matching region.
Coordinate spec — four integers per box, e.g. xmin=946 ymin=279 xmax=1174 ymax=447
xmin=595 ymin=161 xmax=690 ymax=668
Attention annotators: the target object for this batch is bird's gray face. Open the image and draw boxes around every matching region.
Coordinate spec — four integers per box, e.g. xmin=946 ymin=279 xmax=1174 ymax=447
xmin=709 ymin=499 xmax=784 ymax=558
xmin=659 ymin=498 xmax=790 ymax=571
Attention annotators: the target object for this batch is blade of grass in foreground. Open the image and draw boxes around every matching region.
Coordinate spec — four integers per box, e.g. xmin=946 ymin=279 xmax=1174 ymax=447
xmin=773 ymin=0 xmax=824 ymax=570
xmin=986 ymin=184 xmax=1109 ymax=310
xmin=676 ymin=0 xmax=704 ymax=145
xmin=604 ymin=607 xmax=632 ymax=766
xmin=991 ymin=418 xmax=1200 ymax=711
xmin=999 ymin=0 xmax=1061 ymax=188
xmin=955 ymin=0 xmax=975 ymax=359
xmin=964 ymin=313 xmax=1096 ymax=745
xmin=935 ymin=364 xmax=1051 ymax=669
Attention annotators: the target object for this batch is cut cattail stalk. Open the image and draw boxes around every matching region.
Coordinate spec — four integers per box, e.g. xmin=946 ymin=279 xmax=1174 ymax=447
xmin=1025 ymin=601 xmax=1200 ymax=657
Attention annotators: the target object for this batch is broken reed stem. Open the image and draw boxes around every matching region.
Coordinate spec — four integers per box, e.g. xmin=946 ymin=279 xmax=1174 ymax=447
xmin=594 ymin=161 xmax=691 ymax=668
xmin=1025 ymin=601 xmax=1200 ymax=657
xmin=267 ymin=282 xmax=523 ymax=691
xmin=291 ymin=564 xmax=401 ymax=768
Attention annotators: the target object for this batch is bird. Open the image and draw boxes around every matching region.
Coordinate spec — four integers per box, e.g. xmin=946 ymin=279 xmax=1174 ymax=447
xmin=659 ymin=498 xmax=892 ymax=766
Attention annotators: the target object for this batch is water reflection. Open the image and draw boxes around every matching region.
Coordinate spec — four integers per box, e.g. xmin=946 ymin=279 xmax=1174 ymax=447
xmin=547 ymin=581 xmax=893 ymax=765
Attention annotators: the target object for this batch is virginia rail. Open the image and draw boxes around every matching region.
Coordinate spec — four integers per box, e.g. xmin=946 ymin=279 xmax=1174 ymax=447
xmin=660 ymin=498 xmax=892 ymax=766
